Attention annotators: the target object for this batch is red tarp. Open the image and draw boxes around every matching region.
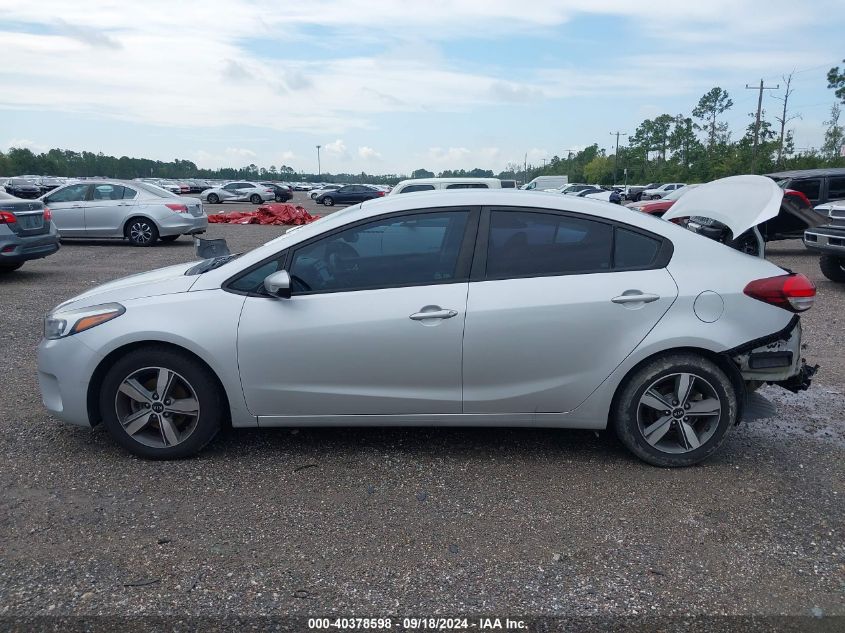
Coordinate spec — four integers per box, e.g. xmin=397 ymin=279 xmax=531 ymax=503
xmin=207 ymin=203 xmax=320 ymax=226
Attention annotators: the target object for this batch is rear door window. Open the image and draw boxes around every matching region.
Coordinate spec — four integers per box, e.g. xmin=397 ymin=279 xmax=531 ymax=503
xmin=789 ymin=179 xmax=822 ymax=202
xmin=827 ymin=177 xmax=845 ymax=201
xmin=486 ymin=211 xmax=612 ymax=278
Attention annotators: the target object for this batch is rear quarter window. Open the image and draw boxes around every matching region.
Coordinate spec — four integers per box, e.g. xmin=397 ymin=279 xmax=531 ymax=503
xmin=614 ymin=228 xmax=661 ymax=268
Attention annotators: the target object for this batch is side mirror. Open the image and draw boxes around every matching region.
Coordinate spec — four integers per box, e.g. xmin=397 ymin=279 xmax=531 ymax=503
xmin=263 ymin=270 xmax=292 ymax=298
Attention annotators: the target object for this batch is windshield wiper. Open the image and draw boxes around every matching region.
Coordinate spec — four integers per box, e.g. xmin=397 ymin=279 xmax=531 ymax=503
xmin=185 ymin=254 xmax=241 ymax=275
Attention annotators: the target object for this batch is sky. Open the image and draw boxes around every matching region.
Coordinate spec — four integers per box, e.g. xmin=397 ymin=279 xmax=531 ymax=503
xmin=0 ymin=0 xmax=841 ymax=176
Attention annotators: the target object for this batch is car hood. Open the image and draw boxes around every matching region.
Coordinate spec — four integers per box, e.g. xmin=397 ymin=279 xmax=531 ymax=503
xmin=662 ymin=175 xmax=783 ymax=236
xmin=53 ymin=261 xmax=200 ymax=312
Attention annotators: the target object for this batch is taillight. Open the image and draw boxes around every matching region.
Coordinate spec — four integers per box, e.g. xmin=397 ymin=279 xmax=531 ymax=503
xmin=377 ymin=191 xmax=385 ymax=196
xmin=265 ymin=189 xmax=274 ymax=193
xmin=743 ymin=273 xmax=816 ymax=312
xmin=43 ymin=207 xmax=52 ymax=222
xmin=0 ymin=211 xmax=17 ymax=224
xmin=165 ymin=203 xmax=189 ymax=213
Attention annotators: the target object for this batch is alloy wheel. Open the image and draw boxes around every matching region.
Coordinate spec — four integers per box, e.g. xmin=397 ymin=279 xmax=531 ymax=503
xmin=636 ymin=372 xmax=722 ymax=453
xmin=114 ymin=366 xmax=201 ymax=448
xmin=129 ymin=221 xmax=154 ymax=245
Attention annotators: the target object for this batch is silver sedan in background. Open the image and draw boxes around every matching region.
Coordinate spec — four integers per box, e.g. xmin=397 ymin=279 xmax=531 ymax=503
xmin=200 ymin=181 xmax=276 ymax=205
xmin=41 ymin=180 xmax=207 ymax=246
xmin=37 ymin=183 xmax=816 ymax=466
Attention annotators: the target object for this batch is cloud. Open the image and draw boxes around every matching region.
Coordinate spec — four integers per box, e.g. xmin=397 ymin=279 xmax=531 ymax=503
xmin=53 ymin=18 xmax=122 ymax=49
xmin=225 ymin=147 xmax=256 ymax=158
xmin=4 ymin=138 xmax=47 ymax=153
xmin=358 ymin=146 xmax=381 ymax=160
xmin=323 ymin=139 xmax=347 ymax=155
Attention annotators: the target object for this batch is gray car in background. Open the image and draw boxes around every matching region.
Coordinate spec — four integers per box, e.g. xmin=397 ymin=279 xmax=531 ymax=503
xmin=200 ymin=181 xmax=276 ymax=205
xmin=41 ymin=180 xmax=207 ymax=246
xmin=0 ymin=191 xmax=60 ymax=272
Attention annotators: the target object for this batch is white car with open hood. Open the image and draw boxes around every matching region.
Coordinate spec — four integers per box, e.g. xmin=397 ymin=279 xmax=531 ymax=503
xmin=38 ymin=181 xmax=816 ymax=466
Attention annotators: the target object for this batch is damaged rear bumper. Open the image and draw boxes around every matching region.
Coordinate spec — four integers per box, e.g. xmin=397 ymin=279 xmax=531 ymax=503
xmin=725 ymin=315 xmax=818 ymax=393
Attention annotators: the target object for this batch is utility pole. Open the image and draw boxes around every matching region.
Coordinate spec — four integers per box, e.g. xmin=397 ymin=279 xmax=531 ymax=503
xmin=316 ymin=145 xmax=321 ymax=178
xmin=541 ymin=158 xmax=547 ymax=169
xmin=745 ymin=79 xmax=779 ymax=173
xmin=609 ymin=131 xmax=627 ymax=184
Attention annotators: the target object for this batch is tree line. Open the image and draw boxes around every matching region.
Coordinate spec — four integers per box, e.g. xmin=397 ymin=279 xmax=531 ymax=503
xmin=3 ymin=63 xmax=844 ymax=187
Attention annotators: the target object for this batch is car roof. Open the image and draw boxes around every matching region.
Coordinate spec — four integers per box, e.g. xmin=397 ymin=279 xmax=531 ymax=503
xmin=765 ymin=168 xmax=845 ymax=179
xmin=395 ymin=177 xmax=501 ymax=186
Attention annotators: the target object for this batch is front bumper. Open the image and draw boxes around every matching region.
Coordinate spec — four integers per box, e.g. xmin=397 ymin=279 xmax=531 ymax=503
xmin=157 ymin=214 xmax=209 ymax=237
xmin=804 ymin=225 xmax=845 ymax=256
xmin=37 ymin=334 xmax=104 ymax=427
xmin=0 ymin=224 xmax=61 ymax=264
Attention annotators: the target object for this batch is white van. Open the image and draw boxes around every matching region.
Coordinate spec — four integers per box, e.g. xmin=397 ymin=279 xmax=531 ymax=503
xmin=390 ymin=177 xmax=502 ymax=195
xmin=520 ymin=175 xmax=569 ymax=191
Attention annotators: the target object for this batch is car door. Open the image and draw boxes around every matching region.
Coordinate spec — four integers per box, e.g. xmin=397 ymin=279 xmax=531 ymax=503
xmin=84 ymin=183 xmax=134 ymax=236
xmin=332 ymin=185 xmax=353 ymax=203
xmin=221 ymin=183 xmax=242 ymax=201
xmin=235 ymin=207 xmax=478 ymax=419
xmin=42 ymin=183 xmax=91 ymax=236
xmin=462 ymin=207 xmax=677 ymax=414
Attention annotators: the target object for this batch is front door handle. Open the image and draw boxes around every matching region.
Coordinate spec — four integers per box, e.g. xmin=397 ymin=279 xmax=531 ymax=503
xmin=612 ymin=292 xmax=660 ymax=304
xmin=409 ymin=308 xmax=458 ymax=321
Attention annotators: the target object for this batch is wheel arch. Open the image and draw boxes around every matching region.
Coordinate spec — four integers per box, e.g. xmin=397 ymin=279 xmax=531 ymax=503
xmin=607 ymin=346 xmax=745 ymax=430
xmin=86 ymin=340 xmax=232 ymax=428
xmin=122 ymin=214 xmax=161 ymax=237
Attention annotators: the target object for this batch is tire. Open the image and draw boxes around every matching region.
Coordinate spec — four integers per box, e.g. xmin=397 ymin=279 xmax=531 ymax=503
xmin=275 ymin=194 xmax=284 ymax=202
xmin=159 ymin=235 xmax=180 ymax=243
xmin=206 ymin=193 xmax=219 ymax=204
xmin=322 ymin=196 xmax=334 ymax=206
xmin=250 ymin=194 xmax=262 ymax=205
xmin=819 ymin=254 xmax=845 ymax=282
xmin=612 ymin=353 xmax=738 ymax=467
xmin=125 ymin=218 xmax=159 ymax=247
xmin=99 ymin=347 xmax=224 ymax=459
xmin=0 ymin=263 xmax=24 ymax=272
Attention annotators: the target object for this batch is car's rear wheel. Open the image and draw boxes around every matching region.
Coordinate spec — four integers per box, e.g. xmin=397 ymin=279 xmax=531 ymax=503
xmin=125 ymin=218 xmax=159 ymax=246
xmin=206 ymin=193 xmax=220 ymax=204
xmin=0 ymin=263 xmax=24 ymax=272
xmin=819 ymin=254 xmax=845 ymax=282
xmin=99 ymin=347 xmax=223 ymax=459
xmin=250 ymin=194 xmax=262 ymax=204
xmin=322 ymin=196 xmax=334 ymax=206
xmin=613 ymin=353 xmax=738 ymax=467
xmin=159 ymin=235 xmax=180 ymax=243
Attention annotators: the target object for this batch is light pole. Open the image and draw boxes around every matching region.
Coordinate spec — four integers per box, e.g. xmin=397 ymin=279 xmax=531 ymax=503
xmin=316 ymin=145 xmax=321 ymax=178
xmin=609 ymin=131 xmax=627 ymax=184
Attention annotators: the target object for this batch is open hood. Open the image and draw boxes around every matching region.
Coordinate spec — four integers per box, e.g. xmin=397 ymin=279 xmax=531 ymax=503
xmin=662 ymin=175 xmax=783 ymax=237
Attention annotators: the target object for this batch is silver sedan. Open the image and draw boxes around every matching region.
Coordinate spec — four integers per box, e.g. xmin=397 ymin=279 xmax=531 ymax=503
xmin=200 ymin=181 xmax=275 ymax=205
xmin=41 ymin=180 xmax=207 ymax=246
xmin=37 ymin=182 xmax=816 ymax=466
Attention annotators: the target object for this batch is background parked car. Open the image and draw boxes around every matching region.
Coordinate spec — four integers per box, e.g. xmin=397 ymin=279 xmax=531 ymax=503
xmin=641 ymin=183 xmax=686 ymax=200
xmin=804 ymin=201 xmax=845 ymax=282
xmin=42 ymin=180 xmax=207 ymax=246
xmin=260 ymin=182 xmax=293 ymax=202
xmin=4 ymin=178 xmax=42 ymax=199
xmin=310 ymin=184 xmax=342 ymax=199
xmin=315 ymin=184 xmax=385 ymax=206
xmin=626 ymin=183 xmax=663 ymax=202
xmin=390 ymin=178 xmax=502 ymax=195
xmin=766 ymin=168 xmax=845 ymax=207
xmin=0 ymin=191 xmax=60 ymax=272
xmin=626 ymin=185 xmax=699 ymax=217
xmin=200 ymin=182 xmax=275 ymax=205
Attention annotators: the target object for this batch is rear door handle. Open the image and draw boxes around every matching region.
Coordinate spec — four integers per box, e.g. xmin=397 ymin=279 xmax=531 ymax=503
xmin=612 ymin=292 xmax=660 ymax=304
xmin=409 ymin=309 xmax=458 ymax=321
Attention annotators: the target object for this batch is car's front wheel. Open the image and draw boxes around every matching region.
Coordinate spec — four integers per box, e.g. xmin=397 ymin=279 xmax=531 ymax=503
xmin=125 ymin=218 xmax=159 ymax=246
xmin=613 ymin=353 xmax=738 ymax=467
xmin=99 ymin=347 xmax=224 ymax=459
xmin=206 ymin=193 xmax=220 ymax=204
xmin=322 ymin=196 xmax=334 ymax=206
xmin=819 ymin=254 xmax=845 ymax=282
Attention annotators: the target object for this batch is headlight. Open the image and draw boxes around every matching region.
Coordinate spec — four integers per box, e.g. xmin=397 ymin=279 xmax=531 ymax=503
xmin=44 ymin=303 xmax=125 ymax=340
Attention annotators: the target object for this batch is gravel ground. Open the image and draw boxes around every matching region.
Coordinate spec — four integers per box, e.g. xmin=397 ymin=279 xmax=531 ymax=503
xmin=0 ymin=193 xmax=842 ymax=624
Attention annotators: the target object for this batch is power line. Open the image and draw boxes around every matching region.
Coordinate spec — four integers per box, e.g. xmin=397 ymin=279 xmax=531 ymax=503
xmin=746 ymin=79 xmax=779 ymax=172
